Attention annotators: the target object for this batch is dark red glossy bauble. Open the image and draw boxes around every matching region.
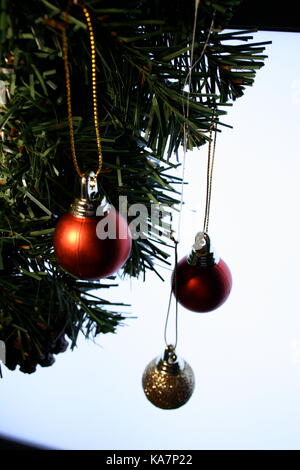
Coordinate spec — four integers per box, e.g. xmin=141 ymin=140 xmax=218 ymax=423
xmin=53 ymin=208 xmax=132 ymax=280
xmin=173 ymin=256 xmax=232 ymax=313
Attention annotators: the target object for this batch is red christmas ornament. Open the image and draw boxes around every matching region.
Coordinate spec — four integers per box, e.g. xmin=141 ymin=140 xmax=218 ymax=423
xmin=54 ymin=172 xmax=132 ymax=280
xmin=172 ymin=232 xmax=232 ymax=313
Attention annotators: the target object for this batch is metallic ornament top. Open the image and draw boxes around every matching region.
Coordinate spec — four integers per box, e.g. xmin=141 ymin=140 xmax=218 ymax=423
xmin=187 ymin=231 xmax=219 ymax=268
xmin=142 ymin=345 xmax=195 ymax=410
xmin=69 ymin=171 xmax=101 ymax=218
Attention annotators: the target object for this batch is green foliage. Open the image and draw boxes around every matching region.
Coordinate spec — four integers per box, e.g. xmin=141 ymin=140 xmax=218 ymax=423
xmin=0 ymin=0 xmax=270 ymax=373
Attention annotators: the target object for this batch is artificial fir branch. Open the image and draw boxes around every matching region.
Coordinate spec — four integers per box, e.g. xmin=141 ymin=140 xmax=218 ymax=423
xmin=0 ymin=0 xmax=270 ymax=373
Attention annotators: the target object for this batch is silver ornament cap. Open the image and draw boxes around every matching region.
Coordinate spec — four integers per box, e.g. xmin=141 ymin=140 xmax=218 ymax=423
xmin=142 ymin=345 xmax=195 ymax=410
xmin=187 ymin=231 xmax=219 ymax=268
xmin=69 ymin=170 xmax=100 ymax=218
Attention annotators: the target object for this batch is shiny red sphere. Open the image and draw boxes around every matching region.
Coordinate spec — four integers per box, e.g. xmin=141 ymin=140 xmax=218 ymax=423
xmin=53 ymin=209 xmax=132 ymax=280
xmin=173 ymin=256 xmax=232 ymax=313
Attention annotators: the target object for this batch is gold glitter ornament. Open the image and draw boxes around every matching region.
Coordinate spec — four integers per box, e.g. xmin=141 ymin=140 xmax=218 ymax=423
xmin=142 ymin=345 xmax=195 ymax=410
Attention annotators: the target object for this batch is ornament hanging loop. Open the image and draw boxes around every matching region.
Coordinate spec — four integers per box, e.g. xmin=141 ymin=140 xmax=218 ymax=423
xmin=163 ymin=344 xmax=177 ymax=363
xmin=188 ymin=231 xmax=219 ymax=267
xmin=159 ymin=345 xmax=180 ymax=373
xmin=80 ymin=171 xmax=99 ymax=201
xmin=156 ymin=345 xmax=183 ymax=376
xmin=70 ymin=170 xmax=100 ymax=218
xmin=192 ymin=231 xmax=210 ymax=254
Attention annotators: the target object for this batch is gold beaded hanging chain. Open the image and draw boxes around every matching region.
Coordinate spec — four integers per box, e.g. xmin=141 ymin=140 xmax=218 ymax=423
xmin=61 ymin=0 xmax=103 ymax=178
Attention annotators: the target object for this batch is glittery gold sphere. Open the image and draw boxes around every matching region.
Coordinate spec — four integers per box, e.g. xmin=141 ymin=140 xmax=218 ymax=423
xmin=142 ymin=345 xmax=195 ymax=410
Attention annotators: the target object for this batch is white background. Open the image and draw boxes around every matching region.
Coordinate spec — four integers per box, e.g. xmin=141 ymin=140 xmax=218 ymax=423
xmin=1 ymin=31 xmax=300 ymax=450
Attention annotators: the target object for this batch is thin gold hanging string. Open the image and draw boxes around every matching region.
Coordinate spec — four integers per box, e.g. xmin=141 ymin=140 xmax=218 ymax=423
xmin=180 ymin=1 xmax=216 ymax=237
xmin=179 ymin=0 xmax=202 ymax=243
xmin=164 ymin=0 xmax=215 ymax=349
xmin=61 ymin=0 xmax=103 ymax=178
xmin=203 ymin=115 xmax=217 ymax=233
xmin=180 ymin=6 xmax=216 ymax=240
xmin=163 ymin=4 xmax=199 ymax=349
xmin=164 ymin=237 xmax=179 ymax=349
